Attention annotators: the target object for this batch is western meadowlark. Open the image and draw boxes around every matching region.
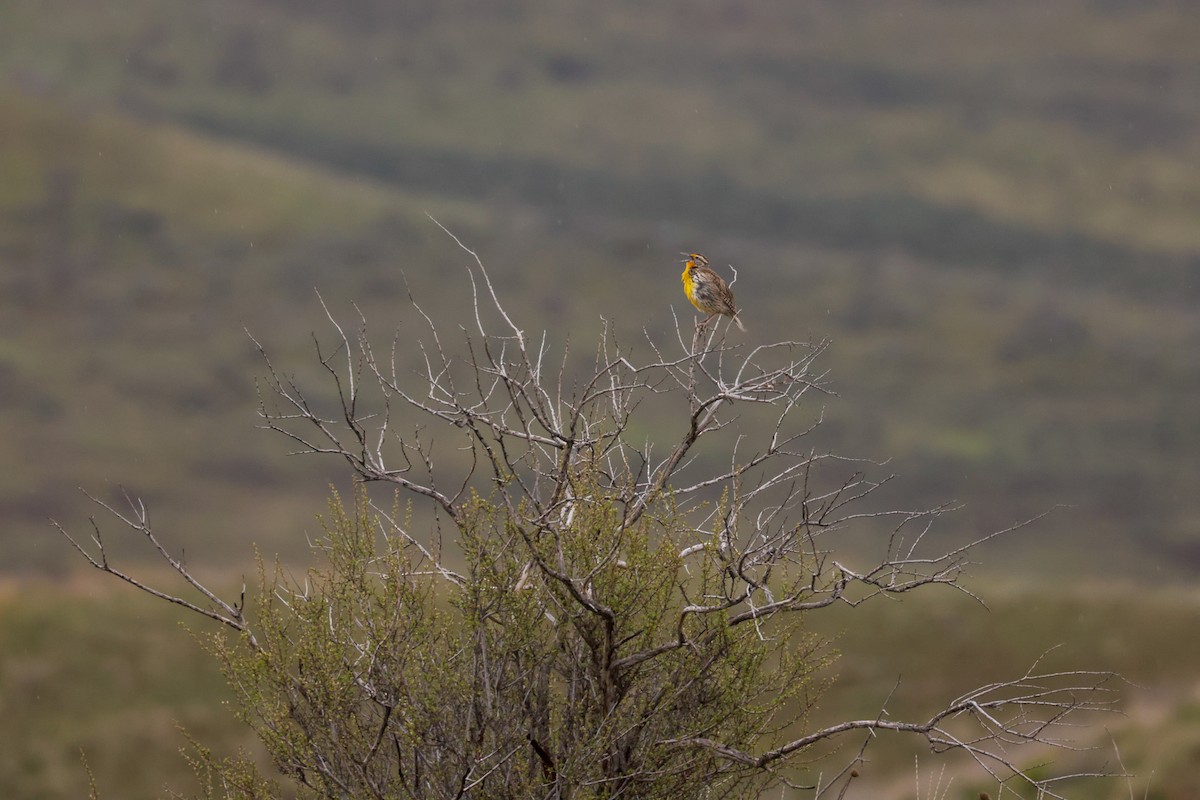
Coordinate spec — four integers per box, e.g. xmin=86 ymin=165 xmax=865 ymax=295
xmin=680 ymin=252 xmax=745 ymax=331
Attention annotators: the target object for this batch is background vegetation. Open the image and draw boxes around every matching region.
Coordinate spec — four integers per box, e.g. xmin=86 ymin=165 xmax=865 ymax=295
xmin=1 ymin=1 xmax=1197 ymax=796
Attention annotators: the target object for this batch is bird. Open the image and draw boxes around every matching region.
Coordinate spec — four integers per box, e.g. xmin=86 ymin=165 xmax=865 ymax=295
xmin=680 ymin=252 xmax=745 ymax=331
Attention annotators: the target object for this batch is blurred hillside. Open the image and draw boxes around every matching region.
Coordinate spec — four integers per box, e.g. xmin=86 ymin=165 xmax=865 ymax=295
xmin=1 ymin=0 xmax=1198 ymax=578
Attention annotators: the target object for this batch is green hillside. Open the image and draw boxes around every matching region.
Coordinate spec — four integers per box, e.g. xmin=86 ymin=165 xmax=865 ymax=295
xmin=1 ymin=1 xmax=1198 ymax=581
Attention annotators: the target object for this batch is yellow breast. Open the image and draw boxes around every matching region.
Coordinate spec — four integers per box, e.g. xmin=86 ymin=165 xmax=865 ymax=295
xmin=682 ymin=266 xmax=709 ymax=312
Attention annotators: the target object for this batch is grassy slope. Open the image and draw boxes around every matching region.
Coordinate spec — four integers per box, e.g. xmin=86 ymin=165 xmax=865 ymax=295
xmin=8 ymin=1 xmax=1198 ymax=259
xmin=3 ymin=1 xmax=1196 ymax=580
xmin=808 ymin=582 xmax=1200 ymax=798
xmin=2 ymin=4 xmax=1200 ymax=551
xmin=0 ymin=577 xmax=252 ymax=800
xmin=801 ymin=582 xmax=1200 ymax=800
xmin=0 ymin=87 xmax=535 ymax=573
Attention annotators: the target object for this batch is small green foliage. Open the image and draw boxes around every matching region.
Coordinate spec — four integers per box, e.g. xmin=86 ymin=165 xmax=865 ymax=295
xmin=195 ymin=478 xmax=825 ymax=799
xmin=175 ymin=735 xmax=278 ymax=800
